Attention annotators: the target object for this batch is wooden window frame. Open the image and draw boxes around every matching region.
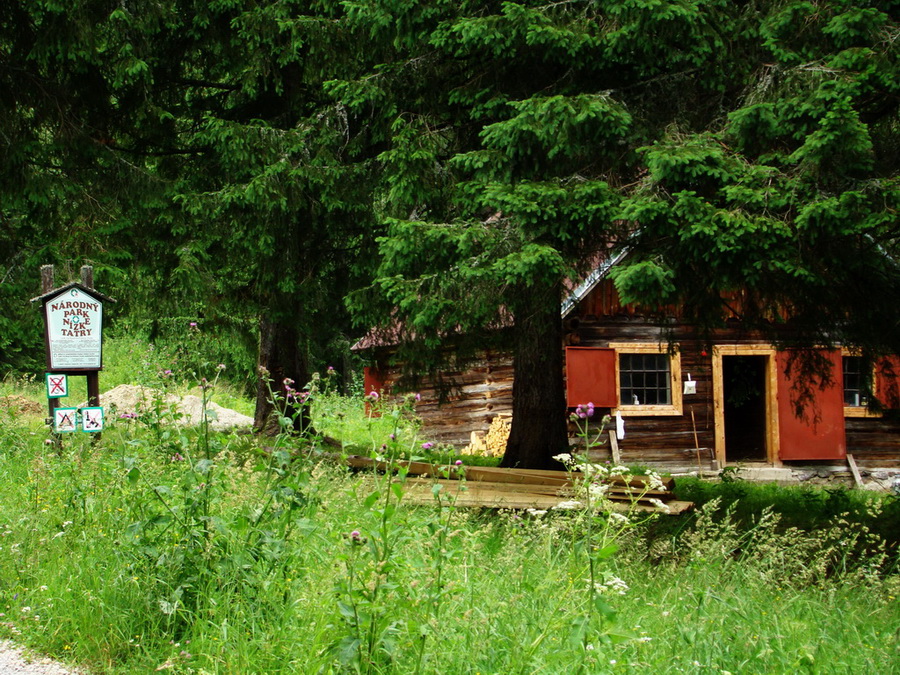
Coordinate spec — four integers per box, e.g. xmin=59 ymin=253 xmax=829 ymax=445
xmin=840 ymin=350 xmax=891 ymax=418
xmin=608 ymin=342 xmax=683 ymax=417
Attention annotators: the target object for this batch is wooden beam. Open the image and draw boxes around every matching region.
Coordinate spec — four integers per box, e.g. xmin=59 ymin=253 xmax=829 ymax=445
xmin=609 ymin=430 xmax=621 ymax=464
xmin=847 ymin=453 xmax=864 ymax=487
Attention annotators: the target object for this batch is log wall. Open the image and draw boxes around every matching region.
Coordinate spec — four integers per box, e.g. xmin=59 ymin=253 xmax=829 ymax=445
xmin=367 ymin=278 xmax=900 ymax=470
xmin=373 ymin=351 xmax=515 ymax=448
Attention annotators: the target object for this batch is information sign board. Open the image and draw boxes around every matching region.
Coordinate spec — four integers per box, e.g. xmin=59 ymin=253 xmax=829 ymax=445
xmin=45 ymin=287 xmax=103 ymax=370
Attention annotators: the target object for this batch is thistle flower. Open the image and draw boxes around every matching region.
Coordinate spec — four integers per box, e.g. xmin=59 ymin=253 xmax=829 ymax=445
xmin=421 ymin=442 xmax=434 ymax=450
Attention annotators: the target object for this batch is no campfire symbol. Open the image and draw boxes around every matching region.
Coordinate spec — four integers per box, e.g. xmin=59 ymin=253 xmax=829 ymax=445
xmin=53 ymin=407 xmax=78 ymax=433
xmin=46 ymin=373 xmax=68 ymax=399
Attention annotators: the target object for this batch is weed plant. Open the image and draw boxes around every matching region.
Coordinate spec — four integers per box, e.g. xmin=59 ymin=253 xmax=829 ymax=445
xmin=0 ymin=341 xmax=898 ymax=673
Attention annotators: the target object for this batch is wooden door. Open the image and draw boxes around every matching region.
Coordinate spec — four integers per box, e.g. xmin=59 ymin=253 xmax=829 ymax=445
xmin=776 ymin=350 xmax=846 ymax=461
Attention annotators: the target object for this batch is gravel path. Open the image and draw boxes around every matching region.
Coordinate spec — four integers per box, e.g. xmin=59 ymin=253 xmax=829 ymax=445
xmin=0 ymin=641 xmax=81 ymax=674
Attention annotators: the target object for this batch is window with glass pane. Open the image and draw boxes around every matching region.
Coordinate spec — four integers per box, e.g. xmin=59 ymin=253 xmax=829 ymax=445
xmin=843 ymin=356 xmax=868 ymax=407
xmin=620 ymin=353 xmax=671 ymax=406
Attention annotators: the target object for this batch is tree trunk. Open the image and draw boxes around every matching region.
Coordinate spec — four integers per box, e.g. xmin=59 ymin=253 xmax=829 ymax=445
xmin=499 ymin=282 xmax=570 ymax=469
xmin=254 ymin=313 xmax=313 ymax=436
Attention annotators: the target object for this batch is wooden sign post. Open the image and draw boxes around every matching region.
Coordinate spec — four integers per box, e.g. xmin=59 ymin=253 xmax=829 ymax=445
xmin=32 ymin=265 xmax=115 ymax=440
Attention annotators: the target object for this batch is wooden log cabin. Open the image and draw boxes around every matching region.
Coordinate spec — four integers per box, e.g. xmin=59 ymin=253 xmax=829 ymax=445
xmin=355 ymin=258 xmax=900 ymax=474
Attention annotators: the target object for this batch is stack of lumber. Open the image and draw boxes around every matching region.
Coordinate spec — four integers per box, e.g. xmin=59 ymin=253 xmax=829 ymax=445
xmin=338 ymin=455 xmax=693 ymax=515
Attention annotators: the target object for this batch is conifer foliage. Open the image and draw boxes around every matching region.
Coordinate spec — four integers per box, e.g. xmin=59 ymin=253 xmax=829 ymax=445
xmin=3 ymin=1 xmax=899 ymax=466
xmin=341 ymin=0 xmax=900 ymax=467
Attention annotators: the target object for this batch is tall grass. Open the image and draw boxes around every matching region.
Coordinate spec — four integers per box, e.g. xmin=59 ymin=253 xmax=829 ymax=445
xmin=0 ymin=340 xmax=898 ymax=673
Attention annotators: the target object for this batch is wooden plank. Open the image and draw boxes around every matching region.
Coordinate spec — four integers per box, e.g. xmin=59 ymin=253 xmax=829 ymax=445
xmin=339 ymin=454 xmax=677 ymax=490
xmin=401 ymin=478 xmax=674 ymax=505
xmin=609 ymin=430 xmax=621 ymax=464
xmin=336 ymin=453 xmax=678 ymax=491
xmin=846 ymin=453 xmax=864 ymax=487
xmin=399 ymin=479 xmax=692 ymax=515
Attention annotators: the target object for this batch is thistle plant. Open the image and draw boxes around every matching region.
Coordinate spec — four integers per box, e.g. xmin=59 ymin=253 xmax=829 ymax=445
xmin=552 ymin=403 xmax=667 ymax=658
xmin=116 ymin=365 xmax=318 ymax=637
xmin=330 ymin=401 xmax=413 ymax=672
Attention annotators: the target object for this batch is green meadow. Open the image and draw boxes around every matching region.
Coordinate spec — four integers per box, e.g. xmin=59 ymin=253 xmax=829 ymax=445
xmin=0 ymin=338 xmax=897 ymax=674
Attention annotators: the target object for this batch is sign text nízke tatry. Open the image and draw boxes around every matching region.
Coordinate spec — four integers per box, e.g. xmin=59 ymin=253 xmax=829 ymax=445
xmin=46 ymin=287 xmax=103 ymax=370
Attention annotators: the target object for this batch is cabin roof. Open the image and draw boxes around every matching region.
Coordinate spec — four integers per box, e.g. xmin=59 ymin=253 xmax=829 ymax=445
xmin=353 ymin=248 xmax=628 ymax=351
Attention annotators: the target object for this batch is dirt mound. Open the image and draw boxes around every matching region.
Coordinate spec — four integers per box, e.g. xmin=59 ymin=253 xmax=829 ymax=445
xmin=101 ymin=384 xmax=253 ymax=431
xmin=0 ymin=395 xmax=43 ymax=416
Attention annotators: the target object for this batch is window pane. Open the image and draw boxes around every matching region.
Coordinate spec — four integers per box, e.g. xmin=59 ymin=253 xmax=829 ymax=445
xmin=843 ymin=356 xmax=868 ymax=407
xmin=620 ymin=353 xmax=671 ymax=406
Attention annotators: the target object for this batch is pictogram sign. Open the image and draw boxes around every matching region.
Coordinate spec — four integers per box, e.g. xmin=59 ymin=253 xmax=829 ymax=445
xmin=53 ymin=407 xmax=78 ymax=433
xmin=46 ymin=373 xmax=68 ymax=399
xmin=81 ymin=407 xmax=104 ymax=433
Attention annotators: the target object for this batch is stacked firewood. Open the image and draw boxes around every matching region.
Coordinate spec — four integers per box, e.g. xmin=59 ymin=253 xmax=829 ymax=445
xmin=463 ymin=414 xmax=511 ymax=457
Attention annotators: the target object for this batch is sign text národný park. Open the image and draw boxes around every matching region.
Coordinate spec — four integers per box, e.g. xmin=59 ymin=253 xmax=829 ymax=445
xmin=45 ymin=287 xmax=103 ymax=370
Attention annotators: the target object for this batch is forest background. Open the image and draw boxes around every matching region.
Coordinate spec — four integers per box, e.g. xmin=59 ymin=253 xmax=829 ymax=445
xmin=3 ymin=0 xmax=900 ymax=468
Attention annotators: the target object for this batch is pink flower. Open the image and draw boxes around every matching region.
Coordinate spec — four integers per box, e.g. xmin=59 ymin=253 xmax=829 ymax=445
xmin=366 ymin=391 xmax=379 ymax=402
xmin=422 ymin=442 xmax=433 ymax=450
xmin=575 ymin=402 xmax=595 ymax=419
xmin=455 ymin=460 xmax=463 ymax=466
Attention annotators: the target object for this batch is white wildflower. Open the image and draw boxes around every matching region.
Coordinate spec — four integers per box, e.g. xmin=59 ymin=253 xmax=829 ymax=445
xmin=608 ymin=512 xmax=630 ymax=525
xmin=554 ymin=500 xmax=583 ymax=510
xmin=646 ymin=472 xmax=666 ymax=491
xmin=588 ymin=482 xmax=609 ymax=498
xmin=526 ymin=509 xmax=547 ymax=517
xmin=592 ymin=574 xmax=629 ymax=595
xmin=582 ymin=463 xmax=608 ymax=478
xmin=648 ymin=498 xmax=671 ymax=513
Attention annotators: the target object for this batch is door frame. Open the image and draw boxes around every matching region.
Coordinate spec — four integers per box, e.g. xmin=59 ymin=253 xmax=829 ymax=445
xmin=712 ymin=345 xmax=781 ymax=467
